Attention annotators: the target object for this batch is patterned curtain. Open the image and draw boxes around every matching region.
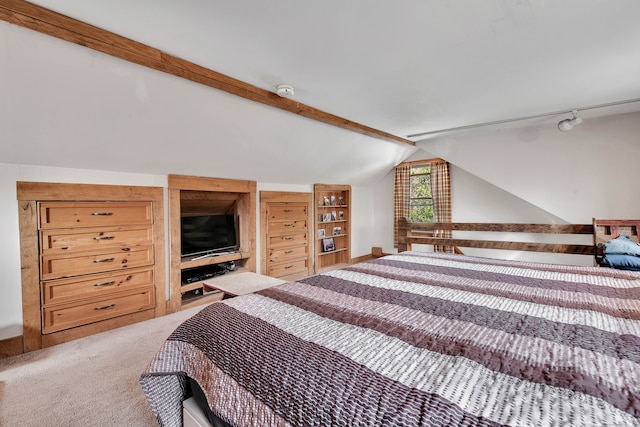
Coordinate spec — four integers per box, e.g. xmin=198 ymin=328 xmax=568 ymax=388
xmin=430 ymin=160 xmax=453 ymax=253
xmin=393 ymin=163 xmax=411 ymax=248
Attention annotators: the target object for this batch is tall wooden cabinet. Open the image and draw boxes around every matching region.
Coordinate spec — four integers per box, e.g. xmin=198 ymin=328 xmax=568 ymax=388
xmin=260 ymin=191 xmax=313 ymax=280
xmin=17 ymin=183 xmax=166 ymax=352
xmin=168 ymin=175 xmax=257 ymax=312
xmin=314 ymin=184 xmax=351 ymax=273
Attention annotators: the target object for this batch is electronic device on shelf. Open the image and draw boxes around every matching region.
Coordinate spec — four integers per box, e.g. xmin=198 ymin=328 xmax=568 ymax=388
xmin=190 ymin=250 xmax=240 ymax=261
xmin=180 ymin=214 xmax=239 ymax=259
xmin=181 ymin=264 xmax=228 ymax=285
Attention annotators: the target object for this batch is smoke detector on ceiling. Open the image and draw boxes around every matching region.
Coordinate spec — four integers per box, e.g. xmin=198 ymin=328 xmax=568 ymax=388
xmin=276 ymin=84 xmax=295 ymax=98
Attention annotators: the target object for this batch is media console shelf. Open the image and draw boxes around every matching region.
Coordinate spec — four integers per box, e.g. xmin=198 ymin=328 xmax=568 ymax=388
xmin=168 ymin=175 xmax=257 ymax=312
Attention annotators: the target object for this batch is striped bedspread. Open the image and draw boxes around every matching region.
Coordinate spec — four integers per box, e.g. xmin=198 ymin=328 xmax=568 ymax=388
xmin=140 ymin=251 xmax=640 ymax=426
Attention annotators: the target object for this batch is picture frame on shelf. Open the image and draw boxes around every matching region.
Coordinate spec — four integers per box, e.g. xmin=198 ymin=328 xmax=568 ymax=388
xmin=333 ymin=227 xmax=341 ymax=236
xmin=323 ymin=195 xmax=330 ymax=206
xmin=322 ymin=213 xmax=331 ymax=222
xmin=338 ymin=195 xmax=344 ymax=205
xmin=318 ymin=229 xmax=325 ymax=238
xmin=331 ymin=210 xmax=337 ymax=221
xmin=330 ymin=195 xmax=337 ymax=206
xmin=322 ymin=237 xmax=335 ymax=252
xmin=338 ymin=211 xmax=344 ymax=220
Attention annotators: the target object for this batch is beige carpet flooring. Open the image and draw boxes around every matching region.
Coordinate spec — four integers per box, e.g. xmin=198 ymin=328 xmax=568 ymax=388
xmin=0 ymin=304 xmax=208 ymax=427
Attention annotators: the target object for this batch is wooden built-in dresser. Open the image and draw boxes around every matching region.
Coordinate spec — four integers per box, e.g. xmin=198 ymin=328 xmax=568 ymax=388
xmin=39 ymin=201 xmax=156 ymax=334
xmin=261 ymin=191 xmax=313 ymax=280
xmin=17 ymin=182 xmax=166 ymax=353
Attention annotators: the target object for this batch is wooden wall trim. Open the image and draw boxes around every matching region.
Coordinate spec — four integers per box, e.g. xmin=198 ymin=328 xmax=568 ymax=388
xmin=168 ymin=174 xmax=256 ymax=193
xmin=0 ymin=335 xmax=23 ymax=359
xmin=351 ymin=253 xmax=374 ymax=264
xmin=260 ymin=191 xmax=311 ymax=204
xmin=16 ymin=181 xmax=164 ymax=201
xmin=0 ymin=0 xmax=414 ymax=147
xmin=398 ymin=158 xmax=445 ymax=167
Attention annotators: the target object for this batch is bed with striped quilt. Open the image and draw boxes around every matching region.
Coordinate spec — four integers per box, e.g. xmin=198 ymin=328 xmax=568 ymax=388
xmin=140 ymin=251 xmax=640 ymax=426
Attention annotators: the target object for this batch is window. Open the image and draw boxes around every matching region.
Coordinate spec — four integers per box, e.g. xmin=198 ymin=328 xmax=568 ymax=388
xmin=409 ymin=164 xmax=433 ymax=222
xmin=394 ymin=159 xmax=451 ymax=251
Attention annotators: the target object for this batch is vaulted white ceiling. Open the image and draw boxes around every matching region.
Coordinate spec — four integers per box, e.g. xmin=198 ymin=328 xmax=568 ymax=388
xmin=2 ymin=0 xmax=639 ymax=184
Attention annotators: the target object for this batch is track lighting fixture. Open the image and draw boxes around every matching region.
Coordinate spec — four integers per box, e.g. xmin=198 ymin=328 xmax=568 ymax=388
xmin=407 ymin=96 xmax=640 ymax=139
xmin=557 ymin=110 xmax=583 ymax=132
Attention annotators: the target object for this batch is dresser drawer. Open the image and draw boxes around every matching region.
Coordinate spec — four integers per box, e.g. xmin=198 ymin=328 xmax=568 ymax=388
xmin=268 ymin=245 xmax=308 ymax=263
xmin=41 ymin=245 xmax=154 ymax=280
xmin=39 ymin=202 xmax=153 ymax=229
xmin=267 ymin=204 xmax=308 ymax=220
xmin=268 ymin=232 xmax=308 ymax=248
xmin=268 ymin=219 xmax=308 ymax=234
xmin=41 ymin=267 xmax=154 ymax=306
xmin=42 ymin=287 xmax=155 ymax=334
xmin=40 ymin=226 xmax=153 ymax=254
xmin=267 ymin=258 xmax=308 ymax=278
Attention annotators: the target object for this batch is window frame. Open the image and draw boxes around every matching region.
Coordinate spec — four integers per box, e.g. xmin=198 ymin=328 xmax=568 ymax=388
xmin=408 ymin=163 xmax=434 ymax=223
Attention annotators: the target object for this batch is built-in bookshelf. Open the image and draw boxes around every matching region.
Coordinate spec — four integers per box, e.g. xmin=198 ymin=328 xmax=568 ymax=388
xmin=314 ymin=184 xmax=351 ymax=273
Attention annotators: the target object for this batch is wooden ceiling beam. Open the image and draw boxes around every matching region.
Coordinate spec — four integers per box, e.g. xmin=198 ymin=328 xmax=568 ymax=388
xmin=0 ymin=0 xmax=415 ymax=146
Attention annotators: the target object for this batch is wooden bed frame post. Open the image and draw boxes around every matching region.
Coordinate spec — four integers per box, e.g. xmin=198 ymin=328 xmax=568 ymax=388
xmin=397 ymin=218 xmax=409 ymax=252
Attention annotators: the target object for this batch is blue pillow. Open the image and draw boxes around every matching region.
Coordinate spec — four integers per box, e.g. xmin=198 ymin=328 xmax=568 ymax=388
xmin=603 ymin=234 xmax=640 ymax=256
xmin=602 ymin=254 xmax=640 ymax=271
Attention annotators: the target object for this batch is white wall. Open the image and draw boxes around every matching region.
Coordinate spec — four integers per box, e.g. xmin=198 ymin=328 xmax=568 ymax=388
xmin=371 ymin=111 xmax=640 ymax=265
xmin=351 ymin=186 xmax=375 ymax=258
xmin=419 ymin=111 xmax=640 ymax=222
xmin=0 ymin=165 xmax=23 ymax=340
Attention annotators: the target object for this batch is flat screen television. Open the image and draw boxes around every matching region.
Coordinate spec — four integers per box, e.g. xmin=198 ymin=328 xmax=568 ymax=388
xmin=180 ymin=214 xmax=239 ymax=258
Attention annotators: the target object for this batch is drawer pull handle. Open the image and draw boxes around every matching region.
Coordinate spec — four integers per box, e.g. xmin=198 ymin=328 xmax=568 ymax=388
xmin=285 ymin=250 xmax=294 ymax=254
xmin=285 ymin=265 xmax=294 ymax=269
xmin=284 ymin=209 xmax=293 ymax=213
xmin=94 ymin=257 xmax=115 ymax=263
xmin=284 ymin=223 xmax=294 ymax=227
xmin=91 ymin=212 xmax=113 ymax=216
xmin=93 ymin=281 xmax=116 ymax=287
xmin=94 ymin=304 xmax=115 ymax=310
xmin=93 ymin=235 xmax=115 ymax=241
xmin=284 ymin=237 xmax=294 ymax=240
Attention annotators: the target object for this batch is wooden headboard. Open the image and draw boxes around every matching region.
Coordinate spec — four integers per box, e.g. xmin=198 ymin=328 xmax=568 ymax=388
xmin=398 ymin=218 xmax=640 ymax=264
xmin=593 ymin=219 xmax=640 ymax=264
xmin=396 ymin=218 xmax=595 ymax=257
